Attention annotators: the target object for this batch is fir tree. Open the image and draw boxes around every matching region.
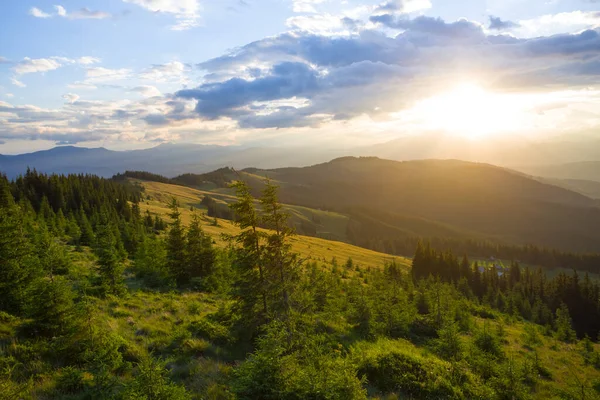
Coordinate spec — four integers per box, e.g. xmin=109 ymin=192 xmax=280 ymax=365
xmin=166 ymin=198 xmax=187 ymax=285
xmin=185 ymin=214 xmax=216 ymax=282
xmin=94 ymin=218 xmax=124 ymax=295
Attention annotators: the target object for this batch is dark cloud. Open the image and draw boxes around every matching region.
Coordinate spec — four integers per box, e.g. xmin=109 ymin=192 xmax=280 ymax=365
xmin=172 ymin=19 xmax=600 ymax=130
xmin=523 ymin=29 xmax=600 ymax=56
xmin=177 ymin=62 xmax=319 ymax=118
xmin=370 ymin=15 xmax=486 ymax=43
xmin=488 ymin=16 xmax=520 ymax=31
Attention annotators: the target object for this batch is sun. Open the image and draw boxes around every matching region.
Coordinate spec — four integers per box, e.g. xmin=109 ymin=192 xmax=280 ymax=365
xmin=406 ymin=83 xmax=526 ymax=139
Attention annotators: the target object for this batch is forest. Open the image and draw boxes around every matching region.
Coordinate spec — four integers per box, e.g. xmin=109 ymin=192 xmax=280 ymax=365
xmin=2 ymin=169 xmax=600 ymax=399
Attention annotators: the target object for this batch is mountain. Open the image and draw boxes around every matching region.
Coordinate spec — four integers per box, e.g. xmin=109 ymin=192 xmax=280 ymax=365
xmin=172 ymin=157 xmax=600 ymax=253
xmin=0 ymin=144 xmax=344 ymax=179
xmin=538 ymin=177 xmax=600 ymax=200
xmin=3 ymin=135 xmax=600 ymax=179
xmin=516 ymin=161 xmax=600 ymax=183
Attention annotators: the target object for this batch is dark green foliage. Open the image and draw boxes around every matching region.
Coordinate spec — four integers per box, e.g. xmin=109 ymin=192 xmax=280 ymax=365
xmin=0 ymin=205 xmax=39 ymax=314
xmin=121 ymin=357 xmax=191 ymax=400
xmin=95 ymin=218 xmax=125 ymax=295
xmin=25 ymin=277 xmax=77 ymax=337
xmin=166 ymin=198 xmax=187 ymax=286
xmin=185 ymin=214 xmax=216 ymax=281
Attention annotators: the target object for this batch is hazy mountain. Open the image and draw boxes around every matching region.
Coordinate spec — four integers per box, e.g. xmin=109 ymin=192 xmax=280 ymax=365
xmin=0 ymin=144 xmax=345 ymax=179
xmin=516 ymin=162 xmax=600 ymax=183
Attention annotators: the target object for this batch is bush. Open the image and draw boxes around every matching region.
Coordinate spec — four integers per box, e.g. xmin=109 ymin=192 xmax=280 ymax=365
xmin=474 ymin=325 xmax=504 ymax=359
xmin=188 ymin=316 xmax=231 ymax=345
xmin=55 ymin=367 xmax=87 ymax=395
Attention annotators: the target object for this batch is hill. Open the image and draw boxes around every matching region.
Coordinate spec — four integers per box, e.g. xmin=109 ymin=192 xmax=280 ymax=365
xmin=136 ymin=179 xmax=410 ymax=270
xmin=518 ymin=161 xmax=600 ymax=183
xmin=157 ymin=157 xmax=600 ymax=253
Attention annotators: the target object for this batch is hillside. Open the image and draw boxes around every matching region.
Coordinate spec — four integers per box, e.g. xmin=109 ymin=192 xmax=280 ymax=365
xmin=154 ymin=157 xmax=600 ymax=253
xmin=136 ymin=179 xmax=410 ymax=270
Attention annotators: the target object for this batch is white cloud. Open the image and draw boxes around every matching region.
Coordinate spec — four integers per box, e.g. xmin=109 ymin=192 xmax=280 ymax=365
xmin=139 ymin=61 xmax=188 ymax=82
xmin=30 ymin=5 xmax=112 ymax=20
xmin=5 ymin=93 xmax=14 ymax=98
xmin=13 ymin=58 xmax=62 ymax=74
xmin=12 ymin=56 xmax=100 ymax=76
xmin=77 ymin=56 xmax=101 ymax=65
xmin=67 ymin=82 xmax=98 ymax=90
xmin=122 ymin=0 xmax=202 ymax=30
xmin=292 ymin=0 xmax=326 ymax=13
xmin=286 ymin=14 xmax=346 ymax=35
xmin=130 ymin=85 xmax=162 ymax=97
xmin=85 ymin=67 xmax=133 ymax=82
xmin=11 ymin=78 xmax=26 ymax=88
xmin=54 ymin=5 xmax=67 ymax=17
xmin=516 ymin=11 xmax=600 ymax=37
xmin=29 ymin=7 xmax=52 ymax=18
xmin=62 ymin=93 xmax=80 ymax=103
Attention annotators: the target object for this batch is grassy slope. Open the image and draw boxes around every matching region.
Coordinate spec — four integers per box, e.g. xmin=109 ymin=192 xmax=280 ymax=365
xmin=66 ymin=249 xmax=600 ymax=399
xmin=137 ymin=179 xmax=410 ymax=271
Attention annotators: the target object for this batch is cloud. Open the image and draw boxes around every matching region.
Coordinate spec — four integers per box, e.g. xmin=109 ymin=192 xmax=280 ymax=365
xmin=170 ymin=12 xmax=600 ymax=131
xmin=11 ymin=78 xmax=26 ymax=88
xmin=62 ymin=93 xmax=80 ymax=103
xmin=130 ymin=85 xmax=162 ymax=97
xmin=292 ymin=0 xmax=326 ymax=13
xmin=122 ymin=0 xmax=202 ymax=30
xmin=374 ymin=0 xmax=432 ymax=14
xmin=85 ymin=67 xmax=133 ymax=82
xmin=55 ymin=5 xmax=67 ymax=17
xmin=13 ymin=58 xmax=62 ymax=74
xmin=0 ymin=57 xmax=9 ymax=64
xmin=29 ymin=7 xmax=52 ymax=18
xmin=77 ymin=56 xmax=102 ymax=65
xmin=139 ymin=61 xmax=188 ymax=82
xmin=488 ymin=16 xmax=520 ymax=31
xmin=517 ymin=11 xmax=600 ymax=37
xmin=30 ymin=5 xmax=112 ymax=20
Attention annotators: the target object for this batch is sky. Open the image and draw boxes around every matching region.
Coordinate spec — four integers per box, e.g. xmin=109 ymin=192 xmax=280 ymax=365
xmin=0 ymin=0 xmax=599 ymax=154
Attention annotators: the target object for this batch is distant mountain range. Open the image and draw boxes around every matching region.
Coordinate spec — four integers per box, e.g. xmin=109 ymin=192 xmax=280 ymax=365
xmin=2 ymin=136 xmax=600 ymax=190
xmin=0 ymin=143 xmax=346 ymax=179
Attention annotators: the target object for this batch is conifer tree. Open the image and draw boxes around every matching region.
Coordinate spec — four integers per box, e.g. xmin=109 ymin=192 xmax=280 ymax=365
xmin=78 ymin=206 xmax=95 ymax=246
xmin=0 ymin=205 xmax=39 ymax=314
xmin=94 ymin=218 xmax=124 ymax=295
xmin=229 ymin=180 xmax=268 ymax=329
xmin=166 ymin=198 xmax=187 ymax=285
xmin=260 ymin=179 xmax=300 ymax=322
xmin=185 ymin=214 xmax=215 ymax=281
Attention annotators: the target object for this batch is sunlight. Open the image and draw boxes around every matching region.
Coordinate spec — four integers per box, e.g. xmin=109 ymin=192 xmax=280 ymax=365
xmin=404 ymin=83 xmax=527 ymax=139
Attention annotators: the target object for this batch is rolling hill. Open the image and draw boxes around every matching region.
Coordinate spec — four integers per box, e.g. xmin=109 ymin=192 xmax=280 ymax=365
xmin=136 ymin=179 xmax=411 ymax=271
xmin=154 ymin=157 xmax=600 ymax=253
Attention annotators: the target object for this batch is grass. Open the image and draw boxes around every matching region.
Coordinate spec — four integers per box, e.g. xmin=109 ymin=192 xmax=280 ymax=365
xmin=136 ymin=179 xmax=411 ymax=271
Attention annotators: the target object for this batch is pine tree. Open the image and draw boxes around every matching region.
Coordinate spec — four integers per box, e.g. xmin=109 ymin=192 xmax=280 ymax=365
xmin=555 ymin=303 xmax=577 ymax=343
xmin=260 ymin=179 xmax=300 ymax=322
xmin=78 ymin=206 xmax=95 ymax=246
xmin=27 ymin=276 xmax=77 ymax=337
xmin=94 ymin=218 xmax=124 ymax=295
xmin=229 ymin=180 xmax=268 ymax=330
xmin=166 ymin=198 xmax=187 ymax=285
xmin=185 ymin=214 xmax=216 ymax=282
xmin=0 ymin=205 xmax=40 ymax=314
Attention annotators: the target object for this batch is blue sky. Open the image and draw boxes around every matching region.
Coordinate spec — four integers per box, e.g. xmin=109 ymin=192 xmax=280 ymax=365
xmin=0 ymin=0 xmax=599 ymax=154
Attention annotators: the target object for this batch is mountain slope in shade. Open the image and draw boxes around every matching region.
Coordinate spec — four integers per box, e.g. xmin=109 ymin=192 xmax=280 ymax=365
xmin=237 ymin=157 xmax=600 ymax=252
